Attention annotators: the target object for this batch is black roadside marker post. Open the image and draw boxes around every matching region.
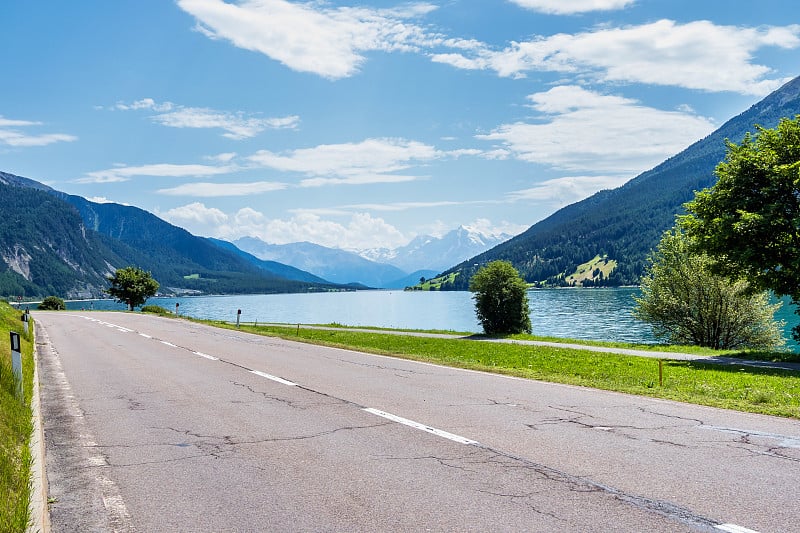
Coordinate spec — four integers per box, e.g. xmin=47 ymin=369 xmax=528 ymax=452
xmin=236 ymin=309 xmax=242 ymax=328
xmin=10 ymin=331 xmax=23 ymax=399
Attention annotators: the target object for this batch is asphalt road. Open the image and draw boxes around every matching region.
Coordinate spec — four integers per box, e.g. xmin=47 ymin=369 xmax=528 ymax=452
xmin=34 ymin=311 xmax=800 ymax=532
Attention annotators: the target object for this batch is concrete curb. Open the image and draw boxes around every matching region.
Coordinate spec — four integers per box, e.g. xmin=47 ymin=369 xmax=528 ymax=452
xmin=27 ymin=323 xmax=50 ymax=533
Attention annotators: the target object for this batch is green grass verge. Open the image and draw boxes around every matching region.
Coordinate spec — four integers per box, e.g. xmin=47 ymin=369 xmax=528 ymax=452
xmin=0 ymin=301 xmax=35 ymax=532
xmin=207 ymin=321 xmax=800 ymax=419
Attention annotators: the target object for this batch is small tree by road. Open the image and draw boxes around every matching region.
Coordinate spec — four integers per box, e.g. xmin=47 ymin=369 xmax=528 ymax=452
xmin=633 ymin=229 xmax=784 ymax=350
xmin=106 ymin=267 xmax=159 ymax=311
xmin=470 ymin=261 xmax=532 ymax=335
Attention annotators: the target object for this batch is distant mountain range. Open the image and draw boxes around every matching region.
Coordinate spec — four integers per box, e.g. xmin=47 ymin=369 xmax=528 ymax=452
xmin=233 ymin=225 xmax=511 ymax=289
xmin=359 ymin=225 xmax=513 ymax=273
xmin=436 ymin=74 xmax=800 ymax=290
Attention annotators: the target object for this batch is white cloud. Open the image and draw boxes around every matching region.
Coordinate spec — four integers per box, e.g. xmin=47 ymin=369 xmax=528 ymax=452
xmin=205 ymin=152 xmax=238 ymax=163
xmin=463 ymin=218 xmax=528 ymax=238
xmin=431 ymin=19 xmax=800 ymax=94
xmin=299 ymin=173 xmax=421 ymax=187
xmin=78 ymin=163 xmax=233 ymax=184
xmin=509 ymin=0 xmax=635 ymax=14
xmin=163 ymin=203 xmax=408 ymax=249
xmin=508 ymin=175 xmax=632 ymax=206
xmin=152 ymin=107 xmax=299 ymax=140
xmin=0 ymin=117 xmax=38 ymax=127
xmin=177 ymin=0 xmax=438 ymax=79
xmin=268 ymin=210 xmax=405 ymax=249
xmin=160 ymin=202 xmax=229 ymax=228
xmin=0 ymin=115 xmax=77 ymax=147
xmin=249 ymin=138 xmax=441 ymax=186
xmin=478 ymin=85 xmax=716 ymax=174
xmin=115 ymin=98 xmax=298 ymax=139
xmin=85 ymin=196 xmax=117 ymax=204
xmin=157 ymin=180 xmax=287 ymax=196
xmin=115 ymin=98 xmax=174 ymax=112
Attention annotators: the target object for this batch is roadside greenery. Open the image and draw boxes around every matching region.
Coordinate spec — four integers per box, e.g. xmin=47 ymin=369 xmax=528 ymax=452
xmin=634 ymin=228 xmax=785 ymax=350
xmin=140 ymin=304 xmax=173 ymax=316
xmin=0 ymin=300 xmax=34 ymax=531
xmin=212 ymin=321 xmax=800 ymax=419
xmin=684 ymin=116 xmax=800 ymax=341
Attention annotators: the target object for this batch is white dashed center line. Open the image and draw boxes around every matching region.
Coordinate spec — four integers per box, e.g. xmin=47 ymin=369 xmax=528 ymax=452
xmin=715 ymin=524 xmax=759 ymax=533
xmin=250 ymin=370 xmax=297 ymax=386
xmin=363 ymin=408 xmax=479 ymax=446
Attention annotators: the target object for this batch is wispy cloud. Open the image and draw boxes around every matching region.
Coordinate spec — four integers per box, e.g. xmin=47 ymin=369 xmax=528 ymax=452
xmin=160 ymin=203 xmax=409 ymax=249
xmin=177 ymin=0 xmax=438 ymax=79
xmin=477 ymin=85 xmax=716 ymax=174
xmin=115 ymin=98 xmax=298 ymax=139
xmin=77 ymin=163 xmax=234 ymax=184
xmin=508 ymin=175 xmax=631 ymax=206
xmin=508 ymin=0 xmax=636 ymax=14
xmin=249 ymin=138 xmax=442 ymax=186
xmin=432 ymin=19 xmax=800 ymax=95
xmin=157 ymin=180 xmax=287 ymax=196
xmin=342 ymin=200 xmax=463 ymax=212
xmin=0 ymin=115 xmax=77 ymax=147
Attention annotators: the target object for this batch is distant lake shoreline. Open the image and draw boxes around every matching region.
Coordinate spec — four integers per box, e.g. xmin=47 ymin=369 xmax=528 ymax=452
xmin=55 ymin=288 xmax=799 ymax=352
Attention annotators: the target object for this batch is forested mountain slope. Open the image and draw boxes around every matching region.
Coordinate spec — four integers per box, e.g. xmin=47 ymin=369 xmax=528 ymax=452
xmin=440 ymin=75 xmax=800 ymax=289
xmin=0 ymin=173 xmax=346 ymax=298
xmin=0 ymin=184 xmax=121 ymax=298
xmin=53 ymin=193 xmax=342 ymax=294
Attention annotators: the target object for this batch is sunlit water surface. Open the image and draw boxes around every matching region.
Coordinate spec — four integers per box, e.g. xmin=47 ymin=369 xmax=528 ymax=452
xmin=66 ymin=287 xmax=798 ymax=350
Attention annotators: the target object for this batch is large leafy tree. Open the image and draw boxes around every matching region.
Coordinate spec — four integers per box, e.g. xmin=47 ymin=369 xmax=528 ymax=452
xmin=106 ymin=266 xmax=159 ymax=311
xmin=633 ymin=229 xmax=784 ymax=350
xmin=470 ymin=260 xmax=532 ymax=335
xmin=683 ymin=116 xmax=800 ymax=340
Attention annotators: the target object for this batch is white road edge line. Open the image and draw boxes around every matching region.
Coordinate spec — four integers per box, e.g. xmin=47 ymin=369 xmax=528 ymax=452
xmin=139 ymin=333 xmax=152 ymax=339
xmin=363 ymin=408 xmax=479 ymax=446
xmin=193 ymin=351 xmax=219 ymax=361
xmin=160 ymin=341 xmax=176 ymax=347
xmin=715 ymin=524 xmax=759 ymax=533
xmin=250 ymin=370 xmax=297 ymax=386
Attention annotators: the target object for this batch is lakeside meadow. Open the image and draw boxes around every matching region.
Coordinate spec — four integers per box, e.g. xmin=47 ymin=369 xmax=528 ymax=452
xmin=208 ymin=320 xmax=800 ymax=419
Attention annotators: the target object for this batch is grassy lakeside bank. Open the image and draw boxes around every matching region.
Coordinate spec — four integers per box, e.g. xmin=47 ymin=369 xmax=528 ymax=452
xmin=0 ymin=301 xmax=35 ymax=532
xmin=209 ymin=321 xmax=800 ymax=419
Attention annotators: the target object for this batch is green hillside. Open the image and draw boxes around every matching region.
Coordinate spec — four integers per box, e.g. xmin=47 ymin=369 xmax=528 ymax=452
xmin=439 ymin=75 xmax=800 ymax=289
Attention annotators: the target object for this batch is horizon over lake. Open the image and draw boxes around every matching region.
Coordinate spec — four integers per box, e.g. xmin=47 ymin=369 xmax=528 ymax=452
xmin=61 ymin=287 xmax=799 ymax=352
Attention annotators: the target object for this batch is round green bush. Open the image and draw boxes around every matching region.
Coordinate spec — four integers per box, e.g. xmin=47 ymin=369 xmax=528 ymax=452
xmin=38 ymin=296 xmax=66 ymax=310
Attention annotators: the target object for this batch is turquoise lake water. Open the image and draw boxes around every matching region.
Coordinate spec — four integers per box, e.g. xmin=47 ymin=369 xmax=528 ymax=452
xmin=64 ymin=287 xmax=799 ymax=351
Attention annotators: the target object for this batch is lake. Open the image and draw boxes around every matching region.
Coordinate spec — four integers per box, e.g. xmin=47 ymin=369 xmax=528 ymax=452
xmin=64 ymin=287 xmax=799 ymax=351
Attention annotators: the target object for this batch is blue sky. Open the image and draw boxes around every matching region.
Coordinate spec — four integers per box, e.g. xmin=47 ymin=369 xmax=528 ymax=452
xmin=1 ymin=1 xmax=798 ymax=251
